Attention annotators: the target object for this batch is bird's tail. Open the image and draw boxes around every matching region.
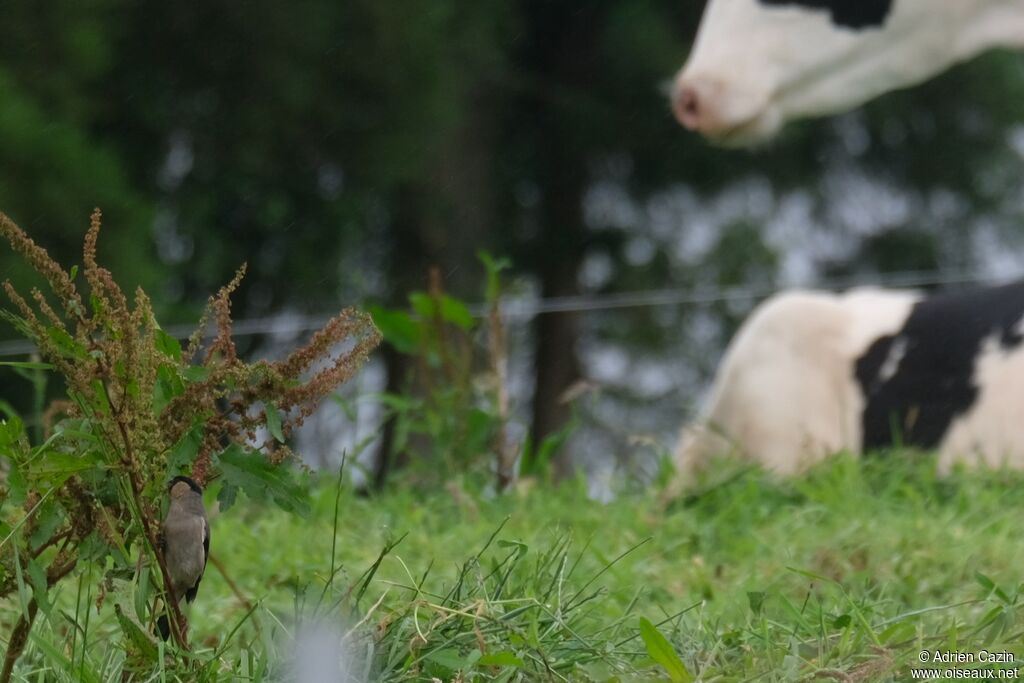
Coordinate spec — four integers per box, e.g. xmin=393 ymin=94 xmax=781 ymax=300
xmin=156 ymin=614 xmax=171 ymax=641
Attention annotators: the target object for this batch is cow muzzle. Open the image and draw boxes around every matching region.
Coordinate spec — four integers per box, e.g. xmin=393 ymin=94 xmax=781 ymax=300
xmin=671 ymin=78 xmax=711 ymax=132
xmin=670 ymin=73 xmax=777 ymax=146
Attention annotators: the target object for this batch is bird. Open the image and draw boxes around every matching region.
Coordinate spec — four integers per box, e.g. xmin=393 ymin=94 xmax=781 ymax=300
xmin=156 ymin=475 xmax=209 ymax=641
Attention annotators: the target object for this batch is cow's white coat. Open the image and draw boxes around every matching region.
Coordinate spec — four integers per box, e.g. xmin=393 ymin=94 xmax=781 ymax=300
xmin=939 ymin=336 xmax=1024 ymax=473
xmin=673 ymin=287 xmax=1024 ymax=481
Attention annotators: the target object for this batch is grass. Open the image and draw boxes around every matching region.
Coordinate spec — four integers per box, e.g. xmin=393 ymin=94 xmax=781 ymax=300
xmin=3 ymin=452 xmax=1024 ymax=681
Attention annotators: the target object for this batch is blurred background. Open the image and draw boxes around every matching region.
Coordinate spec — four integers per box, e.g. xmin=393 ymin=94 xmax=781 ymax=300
xmin=2 ymin=0 xmax=1023 ymax=491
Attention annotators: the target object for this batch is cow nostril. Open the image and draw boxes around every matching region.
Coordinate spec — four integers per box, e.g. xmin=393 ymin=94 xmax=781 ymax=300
xmin=673 ymin=85 xmax=702 ymax=130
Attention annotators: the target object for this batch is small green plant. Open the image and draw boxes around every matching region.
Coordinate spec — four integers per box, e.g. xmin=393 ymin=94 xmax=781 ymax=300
xmin=370 ymin=253 xmax=518 ymax=491
xmin=0 ymin=210 xmax=379 ymax=678
xmin=335 ymin=517 xmax=666 ymax=681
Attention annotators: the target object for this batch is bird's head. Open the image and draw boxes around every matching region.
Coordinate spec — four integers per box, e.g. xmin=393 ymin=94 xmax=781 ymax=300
xmin=168 ymin=475 xmax=203 ymax=499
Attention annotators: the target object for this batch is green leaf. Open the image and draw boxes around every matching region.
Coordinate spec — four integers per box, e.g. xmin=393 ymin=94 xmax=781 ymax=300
xmin=479 ymin=250 xmax=511 ymax=303
xmin=154 ymin=329 xmax=183 ymax=360
xmin=265 ymin=403 xmax=285 ymax=443
xmin=134 ymin=565 xmax=151 ymax=624
xmin=639 ymin=617 xmax=692 ymax=683
xmin=464 ymin=648 xmax=482 ymax=669
xmin=6 ymin=460 xmax=27 ymax=504
xmin=114 ymin=603 xmax=159 ymax=662
xmin=46 ymin=327 xmax=86 ymax=359
xmin=439 ymin=295 xmax=475 ymax=330
xmin=215 ymin=444 xmax=310 ymax=516
xmin=425 ymin=648 xmax=465 ymax=672
xmin=0 ymin=361 xmax=53 ymax=370
xmin=154 ymin=363 xmax=185 ymax=412
xmin=521 ymin=428 xmax=568 ymax=479
xmin=407 ymin=292 xmax=476 ymax=330
xmin=77 ymin=531 xmax=113 ymax=563
xmin=52 ymin=418 xmax=100 ymax=444
xmin=879 ymin=620 xmax=915 ymax=645
xmin=182 ymin=366 xmax=210 ymax=382
xmin=747 ymin=591 xmax=766 ymax=616
xmin=27 ymin=558 xmax=51 ymax=614
xmin=478 ymin=651 xmax=525 ymax=668
xmin=409 ymin=292 xmax=435 ymax=319
xmin=89 ymin=379 xmax=111 ymax=415
xmin=377 ymin=392 xmax=416 ymax=412
xmin=369 ymin=306 xmax=421 ymax=354
xmin=975 ymin=572 xmax=1012 ymax=604
xmin=497 ymin=539 xmax=529 ymax=561
xmin=33 ymin=451 xmax=104 ymax=485
xmin=988 ymin=607 xmax=1012 ymax=641
xmin=217 ymin=481 xmax=239 ymax=512
xmin=832 ymin=614 xmax=852 ymax=629
xmin=29 ymin=500 xmax=65 ymax=551
xmin=168 ymin=423 xmax=203 ymax=474
xmin=0 ymin=415 xmax=25 ymax=448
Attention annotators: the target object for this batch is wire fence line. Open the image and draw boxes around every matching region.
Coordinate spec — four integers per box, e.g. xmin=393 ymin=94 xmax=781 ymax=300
xmin=0 ymin=267 xmax=1016 ymax=358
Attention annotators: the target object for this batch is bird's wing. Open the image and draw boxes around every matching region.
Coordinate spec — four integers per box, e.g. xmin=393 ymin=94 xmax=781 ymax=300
xmin=185 ymin=518 xmax=210 ymax=604
xmin=202 ymin=517 xmax=210 ymax=567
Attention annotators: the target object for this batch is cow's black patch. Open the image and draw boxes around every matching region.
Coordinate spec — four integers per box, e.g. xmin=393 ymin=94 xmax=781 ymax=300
xmin=855 ymin=282 xmax=1024 ymax=451
xmin=760 ymin=0 xmax=893 ymax=30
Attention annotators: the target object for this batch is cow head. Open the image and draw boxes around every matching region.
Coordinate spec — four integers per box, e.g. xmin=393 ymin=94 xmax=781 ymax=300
xmin=671 ymin=0 xmax=1024 ymax=146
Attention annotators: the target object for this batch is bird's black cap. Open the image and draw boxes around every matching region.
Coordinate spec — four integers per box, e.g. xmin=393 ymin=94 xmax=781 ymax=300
xmin=168 ymin=475 xmax=203 ymax=494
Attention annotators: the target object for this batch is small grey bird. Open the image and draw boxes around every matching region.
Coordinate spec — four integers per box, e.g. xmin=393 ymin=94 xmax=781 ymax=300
xmin=157 ymin=475 xmax=209 ymax=641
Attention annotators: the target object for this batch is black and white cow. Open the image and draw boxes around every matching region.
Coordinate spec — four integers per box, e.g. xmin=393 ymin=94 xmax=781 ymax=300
xmin=671 ymin=0 xmax=1024 ymax=145
xmin=675 ymin=282 xmax=1024 ymax=479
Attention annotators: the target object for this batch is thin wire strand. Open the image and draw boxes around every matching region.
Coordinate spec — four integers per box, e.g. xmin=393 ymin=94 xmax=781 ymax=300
xmin=0 ymin=268 xmax=1016 ymax=358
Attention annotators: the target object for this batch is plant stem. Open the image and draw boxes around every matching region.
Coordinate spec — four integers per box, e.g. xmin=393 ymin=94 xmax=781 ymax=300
xmin=110 ymin=399 xmax=189 ymax=649
xmin=0 ymin=597 xmax=38 ymax=683
xmin=209 ymin=553 xmax=252 ymax=613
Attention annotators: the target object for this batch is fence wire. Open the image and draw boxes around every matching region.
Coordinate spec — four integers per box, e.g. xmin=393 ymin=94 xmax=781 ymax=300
xmin=0 ymin=267 xmax=1016 ymax=357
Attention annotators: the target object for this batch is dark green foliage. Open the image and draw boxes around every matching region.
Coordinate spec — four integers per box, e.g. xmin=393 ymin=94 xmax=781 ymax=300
xmin=0 ymin=0 xmax=155 ymax=308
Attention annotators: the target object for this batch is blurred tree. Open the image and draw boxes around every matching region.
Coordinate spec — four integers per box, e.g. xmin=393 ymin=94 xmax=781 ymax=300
xmin=0 ymin=0 xmax=1022 ymax=481
xmin=0 ymin=0 xmax=155 ymax=305
xmin=100 ymin=0 xmax=513 ymax=310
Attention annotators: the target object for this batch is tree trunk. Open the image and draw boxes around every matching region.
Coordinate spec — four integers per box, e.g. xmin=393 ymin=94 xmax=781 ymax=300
xmin=372 ymin=343 xmax=411 ymax=490
xmin=530 ymin=260 xmax=582 ymax=478
xmin=372 ymin=183 xmax=431 ymax=490
xmin=519 ymin=3 xmax=604 ymax=479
